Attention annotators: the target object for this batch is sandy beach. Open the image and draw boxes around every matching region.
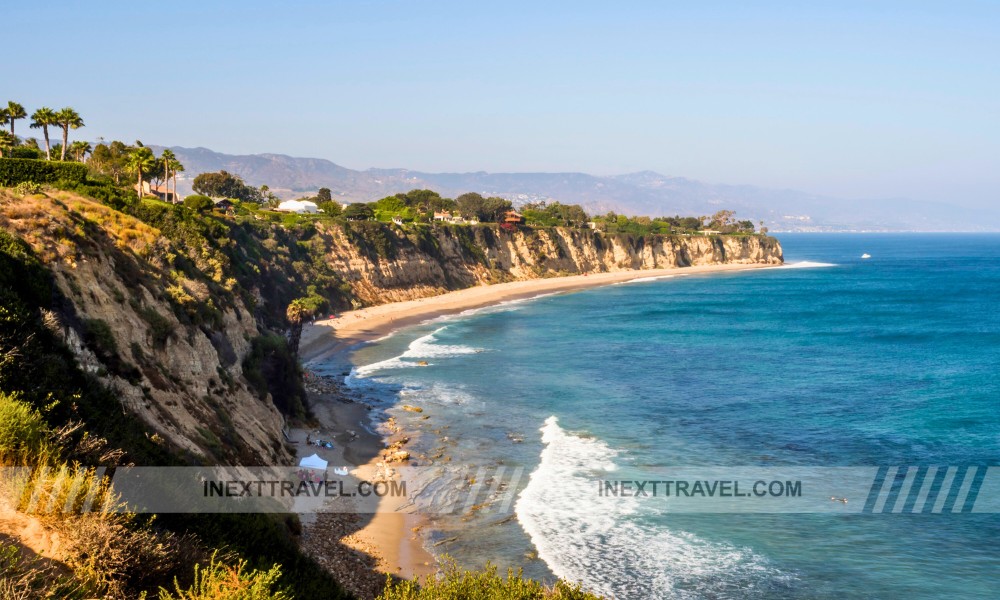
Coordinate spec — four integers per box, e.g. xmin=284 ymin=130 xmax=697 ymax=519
xmin=300 ymin=263 xmax=772 ymax=365
xmin=295 ymin=262 xmax=772 ymax=594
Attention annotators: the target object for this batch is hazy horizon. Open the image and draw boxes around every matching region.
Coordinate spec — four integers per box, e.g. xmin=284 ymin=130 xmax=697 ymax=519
xmin=11 ymin=1 xmax=999 ymax=210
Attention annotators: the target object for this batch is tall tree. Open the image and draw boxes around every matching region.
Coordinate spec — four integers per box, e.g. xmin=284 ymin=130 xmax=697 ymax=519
xmin=169 ymin=159 xmax=185 ymax=203
xmin=5 ymin=102 xmax=26 ymax=136
xmin=69 ymin=140 xmax=92 ymax=162
xmin=54 ymin=107 xmax=84 ymax=161
xmin=192 ymin=170 xmax=262 ymax=202
xmin=160 ymin=148 xmax=176 ymax=193
xmin=161 ymin=150 xmax=184 ymax=202
xmin=285 ymin=299 xmax=316 ymax=360
xmin=125 ymin=146 xmax=156 ymax=199
xmin=89 ymin=140 xmax=129 ymax=183
xmin=29 ymin=107 xmax=57 ymax=160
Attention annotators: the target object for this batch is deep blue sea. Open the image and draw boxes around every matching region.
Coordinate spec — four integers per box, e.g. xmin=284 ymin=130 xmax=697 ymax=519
xmin=330 ymin=234 xmax=1000 ymax=599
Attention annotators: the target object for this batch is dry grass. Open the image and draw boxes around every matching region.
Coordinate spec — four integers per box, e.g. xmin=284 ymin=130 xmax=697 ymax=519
xmin=0 ymin=188 xmax=162 ymax=262
xmin=0 ymin=541 xmax=83 ymax=599
xmin=1 ymin=475 xmax=206 ymax=599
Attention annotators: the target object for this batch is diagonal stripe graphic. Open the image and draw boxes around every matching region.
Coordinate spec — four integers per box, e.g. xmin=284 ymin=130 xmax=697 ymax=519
xmin=963 ymin=465 xmax=988 ymax=513
xmin=911 ymin=466 xmax=938 ymax=514
xmin=933 ymin=467 xmax=958 ymax=513
xmin=872 ymin=467 xmax=898 ymax=513
xmin=951 ymin=467 xmax=978 ymax=513
xmin=892 ymin=467 xmax=918 ymax=513
xmin=864 ymin=466 xmax=890 ymax=513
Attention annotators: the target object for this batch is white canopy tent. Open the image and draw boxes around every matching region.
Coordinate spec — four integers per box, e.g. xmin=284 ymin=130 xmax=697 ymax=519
xmin=298 ymin=453 xmax=328 ymax=470
xmin=276 ymin=200 xmax=319 ymax=214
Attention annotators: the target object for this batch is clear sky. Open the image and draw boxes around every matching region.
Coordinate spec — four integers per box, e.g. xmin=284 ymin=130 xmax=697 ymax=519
xmin=9 ymin=1 xmax=999 ymax=207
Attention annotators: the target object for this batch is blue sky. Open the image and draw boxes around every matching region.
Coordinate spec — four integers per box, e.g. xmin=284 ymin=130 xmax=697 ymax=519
xmin=9 ymin=1 xmax=999 ymax=206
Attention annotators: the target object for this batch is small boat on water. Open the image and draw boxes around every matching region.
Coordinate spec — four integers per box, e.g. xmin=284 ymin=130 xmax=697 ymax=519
xmin=861 ymin=253 xmax=871 ymax=259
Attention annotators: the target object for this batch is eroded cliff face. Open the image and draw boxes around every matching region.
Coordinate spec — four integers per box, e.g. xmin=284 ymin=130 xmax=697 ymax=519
xmin=316 ymin=223 xmax=783 ymax=305
xmin=0 ymin=191 xmax=289 ymax=465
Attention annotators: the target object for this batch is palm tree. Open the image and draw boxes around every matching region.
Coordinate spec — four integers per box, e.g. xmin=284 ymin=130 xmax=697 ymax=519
xmin=30 ymin=107 xmax=57 ymax=160
xmin=286 ymin=299 xmax=316 ymax=359
xmin=125 ymin=146 xmax=156 ymax=199
xmin=54 ymin=108 xmax=84 ymax=161
xmin=70 ymin=140 xmax=92 ymax=162
xmin=168 ymin=156 xmax=185 ymax=203
xmin=160 ymin=149 xmax=176 ymax=199
xmin=0 ymin=130 xmax=14 ymax=158
xmin=6 ymin=102 xmax=27 ymax=136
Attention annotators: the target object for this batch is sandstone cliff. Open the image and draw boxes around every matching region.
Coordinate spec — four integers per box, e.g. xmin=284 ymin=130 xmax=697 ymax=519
xmin=0 ymin=190 xmax=289 ymax=464
xmin=315 ymin=222 xmax=783 ymax=305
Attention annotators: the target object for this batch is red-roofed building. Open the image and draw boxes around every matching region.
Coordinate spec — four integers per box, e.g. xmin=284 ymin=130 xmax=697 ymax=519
xmin=504 ymin=210 xmax=524 ymax=225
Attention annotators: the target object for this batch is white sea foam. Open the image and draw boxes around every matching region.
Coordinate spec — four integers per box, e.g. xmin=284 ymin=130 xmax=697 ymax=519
xmin=399 ymin=381 xmax=474 ymax=406
xmin=772 ymin=261 xmax=838 ymax=269
xmin=615 ymin=275 xmax=676 ymax=285
xmin=515 ymin=417 xmax=782 ymax=598
xmin=349 ymin=326 xmax=482 ymax=380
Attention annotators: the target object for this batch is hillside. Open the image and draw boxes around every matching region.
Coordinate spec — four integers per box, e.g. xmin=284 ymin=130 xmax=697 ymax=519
xmin=0 ymin=179 xmax=780 ymax=598
xmin=151 ymin=145 xmax=1000 ymax=232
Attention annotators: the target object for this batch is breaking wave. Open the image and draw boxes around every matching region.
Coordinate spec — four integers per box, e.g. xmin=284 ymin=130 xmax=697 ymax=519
xmin=515 ymin=417 xmax=787 ymax=598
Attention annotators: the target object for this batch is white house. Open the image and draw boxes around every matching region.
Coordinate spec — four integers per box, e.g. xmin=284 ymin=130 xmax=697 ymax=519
xmin=276 ymin=200 xmax=319 ymax=214
xmin=434 ymin=211 xmax=471 ymax=224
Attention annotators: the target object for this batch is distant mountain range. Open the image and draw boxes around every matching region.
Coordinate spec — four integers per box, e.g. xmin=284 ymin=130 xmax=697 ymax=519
xmin=149 ymin=146 xmax=998 ymax=232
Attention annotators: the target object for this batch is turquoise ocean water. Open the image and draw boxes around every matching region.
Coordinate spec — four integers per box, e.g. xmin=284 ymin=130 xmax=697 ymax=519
xmin=321 ymin=234 xmax=1000 ymax=599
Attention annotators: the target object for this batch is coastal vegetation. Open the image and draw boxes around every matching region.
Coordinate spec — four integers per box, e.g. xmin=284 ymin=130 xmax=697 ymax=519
xmin=0 ymin=112 xmax=779 ymax=597
xmin=271 ymin=184 xmax=760 ymax=236
xmin=379 ymin=560 xmax=601 ymax=599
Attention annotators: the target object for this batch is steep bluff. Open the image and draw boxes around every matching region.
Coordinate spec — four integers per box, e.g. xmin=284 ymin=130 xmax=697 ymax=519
xmin=0 ymin=190 xmax=289 ymax=465
xmin=0 ymin=189 xmax=781 ymax=464
xmin=316 ymin=223 xmax=783 ymax=304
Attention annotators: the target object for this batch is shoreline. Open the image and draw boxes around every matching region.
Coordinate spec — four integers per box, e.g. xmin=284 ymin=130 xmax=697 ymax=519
xmin=300 ymin=262 xmax=772 ymax=365
xmin=297 ymin=262 xmax=773 ymax=587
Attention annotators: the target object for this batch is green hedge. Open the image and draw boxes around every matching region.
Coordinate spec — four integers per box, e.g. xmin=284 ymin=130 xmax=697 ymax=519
xmin=7 ymin=147 xmax=44 ymax=159
xmin=0 ymin=157 xmax=88 ymax=186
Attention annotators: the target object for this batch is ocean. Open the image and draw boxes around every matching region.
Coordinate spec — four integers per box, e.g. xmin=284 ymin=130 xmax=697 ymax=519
xmin=330 ymin=234 xmax=1000 ymax=599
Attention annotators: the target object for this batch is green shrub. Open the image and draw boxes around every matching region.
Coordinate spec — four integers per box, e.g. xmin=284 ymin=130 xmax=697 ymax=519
xmin=379 ymin=559 xmax=603 ymax=600
xmin=0 ymin=392 xmax=52 ymax=464
xmin=13 ymin=181 xmax=42 ymax=195
xmin=158 ymin=552 xmax=289 ymax=600
xmin=82 ymin=318 xmax=118 ymax=362
xmin=7 ymin=147 xmax=44 ymax=159
xmin=56 ymin=178 xmax=135 ymax=211
xmin=0 ymin=157 xmax=87 ymax=186
xmin=317 ymin=201 xmax=341 ymax=216
xmin=138 ymin=307 xmax=175 ymax=348
xmin=183 ymin=194 xmax=214 ymax=212
xmin=82 ymin=318 xmax=141 ymax=382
